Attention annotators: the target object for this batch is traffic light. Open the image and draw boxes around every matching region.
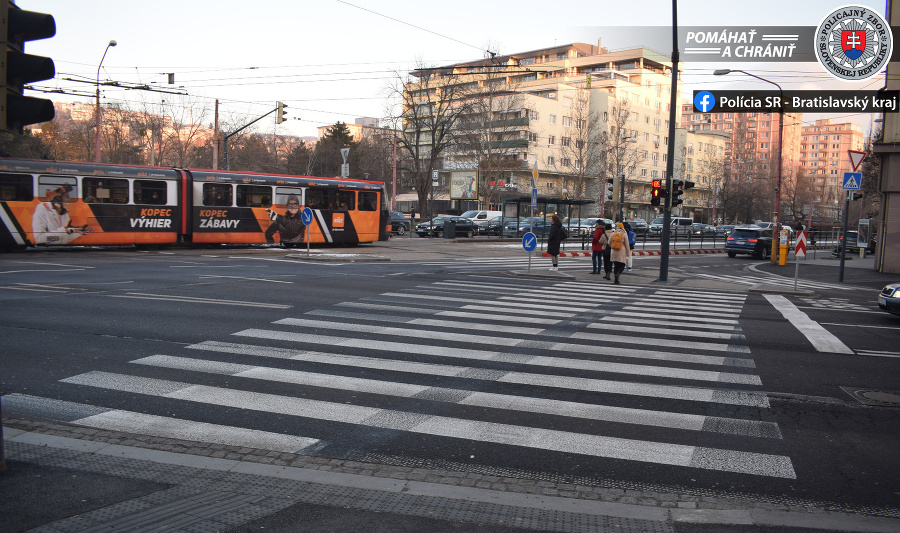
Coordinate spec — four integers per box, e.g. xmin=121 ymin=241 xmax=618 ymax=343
xmin=851 ymin=192 xmax=863 ymax=201
xmin=671 ymin=179 xmax=685 ymax=207
xmin=650 ymin=179 xmax=662 ymax=206
xmin=606 ymin=177 xmax=615 ymax=201
xmin=2 ymin=0 xmax=56 ymax=134
xmin=276 ymin=101 xmax=288 ymax=124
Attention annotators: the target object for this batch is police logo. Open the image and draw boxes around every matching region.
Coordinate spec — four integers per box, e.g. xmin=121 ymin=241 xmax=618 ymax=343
xmin=815 ymin=5 xmax=893 ymax=81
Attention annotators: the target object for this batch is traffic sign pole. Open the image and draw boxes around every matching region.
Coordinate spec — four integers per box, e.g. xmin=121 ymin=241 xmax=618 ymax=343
xmin=302 ymin=207 xmax=313 ymax=256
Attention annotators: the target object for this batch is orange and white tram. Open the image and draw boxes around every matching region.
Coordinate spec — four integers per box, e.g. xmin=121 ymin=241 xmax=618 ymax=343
xmin=0 ymin=159 xmax=390 ymax=250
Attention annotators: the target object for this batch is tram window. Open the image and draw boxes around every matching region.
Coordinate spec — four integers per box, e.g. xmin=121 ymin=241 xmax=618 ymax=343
xmin=237 ymin=185 xmax=272 ymax=208
xmin=203 ymin=183 xmax=233 ymax=206
xmin=305 ymin=188 xmax=332 ymax=209
xmin=358 ymin=191 xmax=378 ymax=211
xmin=135 ymin=180 xmax=167 ymax=205
xmin=336 ymin=191 xmax=355 ymax=210
xmin=37 ymin=176 xmax=76 ymax=201
xmin=83 ymin=177 xmax=129 ymax=204
xmin=0 ymin=173 xmax=34 ymax=201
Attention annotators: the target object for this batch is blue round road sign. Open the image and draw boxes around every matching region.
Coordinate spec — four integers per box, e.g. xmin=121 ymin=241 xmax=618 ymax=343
xmin=522 ymin=232 xmax=537 ymax=252
xmin=301 ymin=207 xmax=313 ymax=225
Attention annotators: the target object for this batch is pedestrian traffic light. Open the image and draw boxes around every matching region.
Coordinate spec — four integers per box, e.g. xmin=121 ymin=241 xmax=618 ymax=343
xmin=650 ymin=179 xmax=662 ymax=206
xmin=671 ymin=179 xmax=685 ymax=207
xmin=276 ymin=101 xmax=288 ymax=124
xmin=2 ymin=0 xmax=56 ymax=134
xmin=851 ymin=192 xmax=863 ymax=201
xmin=606 ymin=177 xmax=615 ymax=201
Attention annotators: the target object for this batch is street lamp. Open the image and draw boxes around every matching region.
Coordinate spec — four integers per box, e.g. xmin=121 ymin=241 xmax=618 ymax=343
xmin=714 ymin=69 xmax=783 ymax=264
xmin=95 ymin=40 xmax=117 ymax=163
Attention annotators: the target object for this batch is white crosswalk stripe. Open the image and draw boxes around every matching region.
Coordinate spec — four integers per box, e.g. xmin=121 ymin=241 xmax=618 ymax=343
xmin=5 ymin=278 xmax=796 ymax=480
xmin=692 ymin=272 xmax=858 ymax=291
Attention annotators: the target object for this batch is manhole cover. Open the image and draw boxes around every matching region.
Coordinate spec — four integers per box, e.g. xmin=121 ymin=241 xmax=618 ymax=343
xmin=840 ymin=387 xmax=900 ymax=407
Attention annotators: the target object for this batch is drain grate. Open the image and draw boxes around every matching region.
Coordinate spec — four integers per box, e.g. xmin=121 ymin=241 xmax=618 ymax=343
xmin=840 ymin=386 xmax=900 ymax=407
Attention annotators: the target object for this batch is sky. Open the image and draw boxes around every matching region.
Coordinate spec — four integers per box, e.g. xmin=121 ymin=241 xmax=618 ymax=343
xmin=18 ymin=0 xmax=892 ymax=139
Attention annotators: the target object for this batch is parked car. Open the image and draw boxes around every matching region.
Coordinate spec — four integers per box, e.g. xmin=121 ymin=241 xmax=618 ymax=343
xmin=480 ymin=216 xmax=504 ymax=236
xmin=627 ymin=219 xmax=649 ymax=236
xmin=726 ymin=227 xmax=773 ymax=259
xmin=502 ymin=217 xmax=553 ymax=238
xmin=650 ymin=216 xmax=694 ymax=237
xmin=459 ymin=210 xmax=502 ymax=230
xmin=415 ymin=216 xmax=477 ymax=238
xmin=832 ymin=230 xmax=876 ymax=257
xmin=566 ymin=217 xmax=612 ymax=237
xmin=877 ymin=283 xmax=900 ymax=316
xmin=389 ymin=211 xmax=411 ymax=235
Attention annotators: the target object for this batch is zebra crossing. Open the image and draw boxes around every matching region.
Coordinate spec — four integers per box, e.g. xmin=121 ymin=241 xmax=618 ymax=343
xmin=692 ymin=272 xmax=859 ymax=291
xmin=3 ymin=278 xmax=796 ymax=480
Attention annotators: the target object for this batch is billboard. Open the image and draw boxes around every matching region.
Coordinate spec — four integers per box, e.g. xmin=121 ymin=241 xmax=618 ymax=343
xmin=450 ymin=171 xmax=478 ymax=200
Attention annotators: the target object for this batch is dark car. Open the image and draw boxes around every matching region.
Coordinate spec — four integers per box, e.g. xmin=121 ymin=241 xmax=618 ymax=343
xmin=726 ymin=227 xmax=773 ymax=259
xmin=502 ymin=217 xmax=552 ymax=238
xmin=627 ymin=219 xmax=649 ymax=236
xmin=415 ymin=216 xmax=477 ymax=238
xmin=832 ymin=230 xmax=876 ymax=257
xmin=480 ymin=216 xmax=504 ymax=236
xmin=389 ymin=211 xmax=411 ymax=235
xmin=877 ymin=283 xmax=900 ymax=316
xmin=691 ymin=223 xmax=716 ymax=237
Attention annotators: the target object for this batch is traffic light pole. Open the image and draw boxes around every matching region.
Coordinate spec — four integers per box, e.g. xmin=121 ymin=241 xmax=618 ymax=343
xmin=618 ymin=172 xmax=625 ymax=222
xmin=223 ymin=107 xmax=277 ymax=170
xmin=660 ymin=0 xmax=679 ymax=282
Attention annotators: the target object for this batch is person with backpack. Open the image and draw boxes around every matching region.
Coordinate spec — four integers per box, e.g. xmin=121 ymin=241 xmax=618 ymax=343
xmin=590 ymin=220 xmax=605 ymax=274
xmin=546 ymin=214 xmax=566 ymax=271
xmin=601 ymin=222 xmax=614 ymax=280
xmin=608 ymin=222 xmax=631 ymax=284
xmin=624 ymin=221 xmax=636 ymax=271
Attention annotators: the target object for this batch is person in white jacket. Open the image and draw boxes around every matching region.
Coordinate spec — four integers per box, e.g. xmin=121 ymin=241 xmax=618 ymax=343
xmin=31 ymin=193 xmax=91 ymax=245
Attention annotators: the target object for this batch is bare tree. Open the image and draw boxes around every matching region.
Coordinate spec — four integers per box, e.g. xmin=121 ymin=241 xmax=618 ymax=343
xmin=450 ymin=78 xmax=528 ymax=208
xmin=605 ymin=98 xmax=641 ymax=219
xmin=559 ymin=88 xmax=606 ymax=202
xmin=390 ymin=65 xmax=470 ymax=218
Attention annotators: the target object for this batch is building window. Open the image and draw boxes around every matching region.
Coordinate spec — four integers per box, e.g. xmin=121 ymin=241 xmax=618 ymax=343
xmin=547 ymin=156 xmax=555 ymax=166
xmin=548 ymin=135 xmax=556 ymax=146
xmin=562 ymin=116 xmax=572 ymax=127
xmin=561 ymin=137 xmax=571 ymax=147
xmin=549 ymin=114 xmax=556 ymax=124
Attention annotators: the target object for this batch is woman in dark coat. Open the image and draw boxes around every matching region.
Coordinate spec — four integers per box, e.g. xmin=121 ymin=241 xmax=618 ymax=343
xmin=547 ymin=214 xmax=565 ymax=271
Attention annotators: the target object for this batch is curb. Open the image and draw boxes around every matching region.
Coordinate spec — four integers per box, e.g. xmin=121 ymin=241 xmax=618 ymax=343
xmin=285 ymin=253 xmax=390 ymax=262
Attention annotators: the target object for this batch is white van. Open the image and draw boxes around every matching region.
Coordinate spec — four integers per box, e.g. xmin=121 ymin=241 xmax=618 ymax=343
xmin=649 ymin=216 xmax=694 ymax=236
xmin=460 ymin=210 xmax=502 ymax=228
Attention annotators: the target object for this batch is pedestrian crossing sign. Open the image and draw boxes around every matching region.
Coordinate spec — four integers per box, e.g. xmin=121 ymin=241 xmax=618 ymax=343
xmin=842 ymin=172 xmax=861 ymax=190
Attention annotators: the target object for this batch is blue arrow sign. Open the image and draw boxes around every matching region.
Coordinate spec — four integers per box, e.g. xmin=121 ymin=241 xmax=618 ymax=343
xmin=842 ymin=172 xmax=862 ymax=190
xmin=522 ymin=232 xmax=537 ymax=252
xmin=301 ymin=207 xmax=313 ymax=225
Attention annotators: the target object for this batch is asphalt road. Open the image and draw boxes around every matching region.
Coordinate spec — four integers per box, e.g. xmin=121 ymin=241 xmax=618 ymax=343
xmin=2 ymin=241 xmax=899 ymax=530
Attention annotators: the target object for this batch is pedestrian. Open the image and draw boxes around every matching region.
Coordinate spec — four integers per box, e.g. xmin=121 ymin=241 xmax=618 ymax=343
xmin=590 ymin=220 xmax=604 ymax=274
xmin=608 ymin=222 xmax=631 ymax=284
xmin=601 ymin=222 xmax=613 ymax=280
xmin=546 ymin=214 xmax=566 ymax=271
xmin=624 ymin=221 xmax=636 ymax=271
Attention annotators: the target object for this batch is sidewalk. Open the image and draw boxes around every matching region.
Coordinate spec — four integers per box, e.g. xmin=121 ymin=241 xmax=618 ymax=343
xmin=4 ymin=417 xmax=900 ymax=533
xmin=3 ymin=241 xmax=898 ymax=532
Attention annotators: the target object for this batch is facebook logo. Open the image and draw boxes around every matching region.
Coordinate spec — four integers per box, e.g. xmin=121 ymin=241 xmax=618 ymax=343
xmin=694 ymin=91 xmax=715 ymax=112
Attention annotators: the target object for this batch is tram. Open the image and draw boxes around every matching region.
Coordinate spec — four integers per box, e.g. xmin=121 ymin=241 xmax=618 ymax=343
xmin=0 ymin=159 xmax=390 ymax=250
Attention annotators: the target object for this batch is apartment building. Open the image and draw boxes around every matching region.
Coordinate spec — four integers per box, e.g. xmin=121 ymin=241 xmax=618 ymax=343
xmin=402 ymin=43 xmax=684 ymax=218
xmin=799 ymin=119 xmax=865 ymax=220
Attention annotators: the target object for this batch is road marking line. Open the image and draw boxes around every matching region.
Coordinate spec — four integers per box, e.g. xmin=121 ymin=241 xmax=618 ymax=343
xmin=131 ymin=354 xmax=779 ymax=438
xmin=763 ymin=295 xmax=854 ymax=354
xmin=60 ymin=371 xmax=794 ymax=478
xmin=107 ymin=293 xmax=291 ymax=309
